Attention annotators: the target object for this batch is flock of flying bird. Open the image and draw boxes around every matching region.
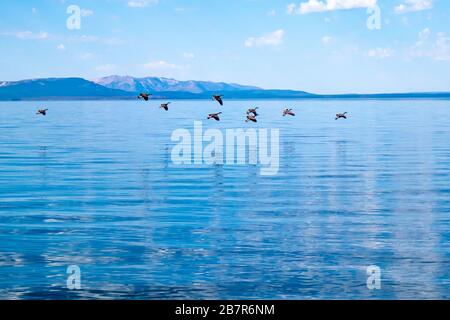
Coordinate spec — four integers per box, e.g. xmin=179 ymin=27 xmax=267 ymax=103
xmin=36 ymin=92 xmax=349 ymax=121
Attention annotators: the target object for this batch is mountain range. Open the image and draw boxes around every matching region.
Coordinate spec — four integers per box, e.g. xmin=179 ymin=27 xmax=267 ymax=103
xmin=95 ymin=75 xmax=261 ymax=94
xmin=0 ymin=78 xmax=132 ymax=100
xmin=0 ymin=76 xmax=449 ymax=101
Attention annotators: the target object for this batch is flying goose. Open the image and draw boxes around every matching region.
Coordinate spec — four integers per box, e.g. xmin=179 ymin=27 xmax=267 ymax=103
xmin=283 ymin=108 xmax=295 ymax=117
xmin=212 ymin=95 xmax=224 ymax=106
xmin=246 ymin=115 xmax=257 ymax=123
xmin=247 ymin=107 xmax=259 ymax=116
xmin=207 ymin=112 xmax=222 ymax=121
xmin=335 ymin=112 xmax=348 ymax=120
xmin=160 ymin=102 xmax=171 ymax=111
xmin=138 ymin=93 xmax=151 ymax=101
xmin=36 ymin=109 xmax=48 ymax=116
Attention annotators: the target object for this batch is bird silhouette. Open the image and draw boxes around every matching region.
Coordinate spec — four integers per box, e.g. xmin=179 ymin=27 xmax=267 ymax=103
xmin=246 ymin=115 xmax=257 ymax=123
xmin=138 ymin=93 xmax=151 ymax=101
xmin=160 ymin=102 xmax=171 ymax=111
xmin=247 ymin=107 xmax=259 ymax=116
xmin=36 ymin=109 xmax=48 ymax=116
xmin=212 ymin=95 xmax=223 ymax=106
xmin=283 ymin=108 xmax=295 ymax=117
xmin=335 ymin=112 xmax=348 ymax=120
xmin=207 ymin=112 xmax=222 ymax=121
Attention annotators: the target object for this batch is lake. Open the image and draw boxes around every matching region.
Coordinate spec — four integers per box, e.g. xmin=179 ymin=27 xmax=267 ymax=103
xmin=0 ymin=99 xmax=449 ymax=299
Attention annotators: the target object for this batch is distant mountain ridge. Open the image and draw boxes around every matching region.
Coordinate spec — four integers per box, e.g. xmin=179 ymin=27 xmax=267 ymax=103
xmin=0 ymin=76 xmax=314 ymax=100
xmin=0 ymin=76 xmax=449 ymax=101
xmin=94 ymin=75 xmax=262 ymax=93
xmin=0 ymin=78 xmax=133 ymax=100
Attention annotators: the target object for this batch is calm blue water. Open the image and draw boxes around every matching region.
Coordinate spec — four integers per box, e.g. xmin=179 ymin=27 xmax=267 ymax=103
xmin=0 ymin=99 xmax=449 ymax=300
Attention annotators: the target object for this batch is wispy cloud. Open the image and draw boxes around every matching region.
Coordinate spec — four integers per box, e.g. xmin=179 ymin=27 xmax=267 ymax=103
xmin=409 ymin=28 xmax=450 ymax=61
xmin=287 ymin=0 xmax=377 ymax=15
xmin=183 ymin=52 xmax=195 ymax=59
xmin=72 ymin=35 xmax=99 ymax=42
xmin=245 ymin=29 xmax=285 ymax=48
xmin=321 ymin=35 xmax=333 ymax=45
xmin=56 ymin=44 xmax=66 ymax=51
xmin=2 ymin=30 xmax=49 ymax=40
xmin=144 ymin=60 xmax=186 ymax=70
xmin=367 ymin=47 xmax=394 ymax=59
xmin=65 ymin=35 xmax=124 ymax=46
xmin=103 ymin=37 xmax=125 ymax=46
xmin=127 ymin=0 xmax=159 ymax=8
xmin=395 ymin=0 xmax=433 ymax=14
xmin=81 ymin=53 xmax=94 ymax=60
xmin=95 ymin=64 xmax=117 ymax=73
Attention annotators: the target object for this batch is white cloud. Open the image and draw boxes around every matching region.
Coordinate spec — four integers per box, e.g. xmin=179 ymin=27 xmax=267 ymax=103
xmin=287 ymin=3 xmax=296 ymax=14
xmin=321 ymin=36 xmax=333 ymax=44
xmin=434 ymin=33 xmax=450 ymax=61
xmin=2 ymin=30 xmax=49 ymax=40
xmin=330 ymin=44 xmax=360 ymax=58
xmin=395 ymin=0 xmax=433 ymax=14
xmin=183 ymin=52 xmax=195 ymax=59
xmin=142 ymin=60 xmax=189 ymax=77
xmin=103 ymin=37 xmax=124 ymax=46
xmin=81 ymin=53 xmax=94 ymax=60
xmin=287 ymin=0 xmax=377 ymax=15
xmin=418 ymin=27 xmax=431 ymax=43
xmin=127 ymin=0 xmax=159 ymax=8
xmin=65 ymin=34 xmax=123 ymax=46
xmin=409 ymin=28 xmax=450 ymax=61
xmin=95 ymin=64 xmax=116 ymax=73
xmin=56 ymin=44 xmax=66 ymax=51
xmin=70 ymin=35 xmax=99 ymax=42
xmin=245 ymin=29 xmax=285 ymax=48
xmin=267 ymin=9 xmax=277 ymax=16
xmin=367 ymin=47 xmax=394 ymax=58
xmin=144 ymin=60 xmax=185 ymax=70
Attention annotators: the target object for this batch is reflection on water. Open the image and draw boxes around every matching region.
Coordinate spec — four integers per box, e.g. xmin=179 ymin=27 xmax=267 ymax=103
xmin=0 ymin=99 xmax=449 ymax=299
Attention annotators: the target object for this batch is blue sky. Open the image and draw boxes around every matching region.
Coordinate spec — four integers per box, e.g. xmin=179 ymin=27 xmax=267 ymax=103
xmin=0 ymin=0 xmax=449 ymax=93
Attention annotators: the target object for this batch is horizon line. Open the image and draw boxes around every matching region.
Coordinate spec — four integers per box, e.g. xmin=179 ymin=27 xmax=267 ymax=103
xmin=1 ymin=76 xmax=450 ymax=96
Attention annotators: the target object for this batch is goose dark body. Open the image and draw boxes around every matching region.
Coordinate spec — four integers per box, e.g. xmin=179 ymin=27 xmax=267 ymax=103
xmin=160 ymin=102 xmax=171 ymax=111
xmin=247 ymin=107 xmax=259 ymax=116
xmin=207 ymin=112 xmax=222 ymax=121
xmin=138 ymin=93 xmax=151 ymax=101
xmin=246 ymin=115 xmax=257 ymax=123
xmin=36 ymin=109 xmax=48 ymax=116
xmin=212 ymin=95 xmax=223 ymax=106
xmin=283 ymin=108 xmax=295 ymax=117
xmin=335 ymin=112 xmax=348 ymax=120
